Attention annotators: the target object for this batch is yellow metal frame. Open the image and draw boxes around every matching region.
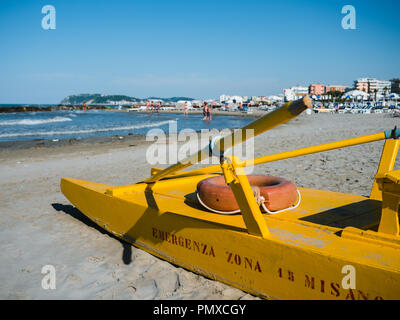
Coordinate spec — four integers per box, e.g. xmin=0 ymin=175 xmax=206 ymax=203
xmin=145 ymin=99 xmax=400 ymax=239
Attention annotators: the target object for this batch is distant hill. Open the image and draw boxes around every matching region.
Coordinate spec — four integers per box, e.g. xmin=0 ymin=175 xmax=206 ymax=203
xmin=60 ymin=94 xmax=195 ymax=105
xmin=60 ymin=94 xmax=140 ymax=105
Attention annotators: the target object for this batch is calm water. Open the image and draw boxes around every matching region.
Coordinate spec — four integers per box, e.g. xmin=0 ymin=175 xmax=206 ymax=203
xmin=0 ymin=110 xmax=254 ymax=142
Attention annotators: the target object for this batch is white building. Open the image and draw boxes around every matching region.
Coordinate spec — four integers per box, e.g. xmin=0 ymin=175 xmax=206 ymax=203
xmin=354 ymin=78 xmax=391 ymax=95
xmin=283 ymin=86 xmax=308 ymax=101
xmin=219 ymin=94 xmax=244 ymax=104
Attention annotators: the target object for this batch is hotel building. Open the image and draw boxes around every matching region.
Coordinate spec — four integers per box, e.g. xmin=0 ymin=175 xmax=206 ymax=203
xmin=309 ymin=84 xmax=325 ymax=95
xmin=283 ymin=86 xmax=308 ymax=101
xmin=354 ymin=78 xmax=391 ymax=94
xmin=325 ymin=85 xmax=348 ymax=93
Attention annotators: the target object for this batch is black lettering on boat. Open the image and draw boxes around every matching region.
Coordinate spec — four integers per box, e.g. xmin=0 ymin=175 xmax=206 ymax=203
xmin=193 ymin=240 xmax=200 ymax=252
xmin=305 ymin=275 xmax=315 ymax=289
xmin=320 ymin=280 xmax=325 ymax=293
xmin=357 ymin=290 xmax=369 ymax=300
xmin=234 ymin=254 xmax=241 ymax=265
xmin=330 ymin=283 xmax=340 ymax=297
xmin=151 ymin=227 xmax=216 ymax=258
xmin=345 ymin=289 xmax=371 ymax=300
xmin=244 ymin=257 xmax=252 ymax=270
xmin=185 ymin=238 xmax=191 ymax=249
xmin=225 ymin=251 xmax=262 ymax=273
xmin=209 ymin=246 xmax=215 ymax=257
xmin=277 ymin=266 xmax=384 ymax=300
xmin=277 ymin=267 xmax=295 ymax=282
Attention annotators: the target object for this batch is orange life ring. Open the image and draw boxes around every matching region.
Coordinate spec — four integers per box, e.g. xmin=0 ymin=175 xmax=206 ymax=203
xmin=196 ymin=175 xmax=298 ymax=214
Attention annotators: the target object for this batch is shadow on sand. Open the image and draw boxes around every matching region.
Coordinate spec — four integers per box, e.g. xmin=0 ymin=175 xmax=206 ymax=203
xmin=51 ymin=203 xmax=132 ymax=265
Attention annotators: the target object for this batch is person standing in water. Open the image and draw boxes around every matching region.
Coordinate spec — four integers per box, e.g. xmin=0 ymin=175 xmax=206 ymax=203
xmin=207 ymin=103 xmax=212 ymax=121
xmin=202 ymin=102 xmax=208 ymax=120
xmin=184 ymin=102 xmax=188 ymax=117
xmin=146 ymin=100 xmax=150 ymax=113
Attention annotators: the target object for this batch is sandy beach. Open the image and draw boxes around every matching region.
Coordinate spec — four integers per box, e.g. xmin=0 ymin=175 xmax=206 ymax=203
xmin=1 ymin=112 xmax=399 ymax=300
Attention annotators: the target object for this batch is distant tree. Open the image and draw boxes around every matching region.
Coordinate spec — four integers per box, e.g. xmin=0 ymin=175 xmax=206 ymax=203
xmin=383 ymin=86 xmax=389 ymax=99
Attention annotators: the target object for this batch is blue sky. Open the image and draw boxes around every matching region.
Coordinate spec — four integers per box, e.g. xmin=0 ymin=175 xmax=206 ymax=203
xmin=0 ymin=0 xmax=399 ymax=103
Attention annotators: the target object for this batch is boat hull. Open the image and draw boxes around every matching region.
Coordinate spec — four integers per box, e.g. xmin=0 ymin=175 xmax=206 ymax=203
xmin=61 ymin=176 xmax=400 ymax=300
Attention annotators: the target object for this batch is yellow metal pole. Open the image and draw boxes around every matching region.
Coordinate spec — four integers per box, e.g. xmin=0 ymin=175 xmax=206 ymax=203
xmin=243 ymin=132 xmax=386 ymax=167
xmin=370 ymin=139 xmax=400 ymax=201
xmin=221 ymin=156 xmax=270 ymax=238
xmin=378 ymin=191 xmax=400 ymax=236
xmin=144 ymin=97 xmax=312 ymax=183
xmin=155 ymin=131 xmax=387 ymax=179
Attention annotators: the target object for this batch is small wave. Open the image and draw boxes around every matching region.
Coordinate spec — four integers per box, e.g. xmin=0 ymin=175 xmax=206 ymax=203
xmin=0 ymin=120 xmax=173 ymax=138
xmin=0 ymin=116 xmax=72 ymax=126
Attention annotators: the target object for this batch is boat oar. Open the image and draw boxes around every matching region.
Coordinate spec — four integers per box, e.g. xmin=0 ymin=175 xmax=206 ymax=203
xmin=144 ymin=96 xmax=312 ymax=183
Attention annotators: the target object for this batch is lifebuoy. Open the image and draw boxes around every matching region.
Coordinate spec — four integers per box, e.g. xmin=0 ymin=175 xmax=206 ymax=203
xmin=196 ymin=175 xmax=299 ymax=214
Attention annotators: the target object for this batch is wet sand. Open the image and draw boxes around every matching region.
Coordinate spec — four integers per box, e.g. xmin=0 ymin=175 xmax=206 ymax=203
xmin=0 ymin=113 xmax=399 ymax=299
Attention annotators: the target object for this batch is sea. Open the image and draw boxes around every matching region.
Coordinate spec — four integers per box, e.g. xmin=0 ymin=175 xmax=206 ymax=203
xmin=0 ymin=108 xmax=254 ymax=142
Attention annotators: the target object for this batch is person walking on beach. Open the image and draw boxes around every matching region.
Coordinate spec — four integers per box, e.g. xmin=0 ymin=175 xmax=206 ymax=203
xmin=184 ymin=102 xmax=188 ymax=117
xmin=156 ymin=102 xmax=160 ymax=114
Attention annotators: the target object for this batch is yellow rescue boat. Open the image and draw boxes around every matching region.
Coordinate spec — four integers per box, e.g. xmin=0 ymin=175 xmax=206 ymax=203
xmin=61 ymin=97 xmax=400 ymax=300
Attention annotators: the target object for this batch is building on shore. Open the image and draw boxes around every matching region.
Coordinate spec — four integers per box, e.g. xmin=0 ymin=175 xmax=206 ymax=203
xmin=219 ymin=94 xmax=245 ymax=104
xmin=309 ymin=84 xmax=325 ymax=95
xmin=390 ymin=79 xmax=400 ymax=94
xmin=354 ymin=78 xmax=391 ymax=94
xmin=325 ymin=85 xmax=349 ymax=93
xmin=283 ymin=86 xmax=308 ymax=101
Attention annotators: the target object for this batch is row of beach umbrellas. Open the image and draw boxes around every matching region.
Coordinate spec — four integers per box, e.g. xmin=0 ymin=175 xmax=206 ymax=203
xmin=340 ymin=90 xmax=400 ymax=100
xmin=311 ymin=91 xmax=400 ymax=100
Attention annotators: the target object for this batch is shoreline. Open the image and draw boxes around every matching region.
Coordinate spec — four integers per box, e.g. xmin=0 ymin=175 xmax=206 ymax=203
xmin=0 ymin=112 xmax=396 ymax=153
xmin=0 ymin=111 xmax=260 ymax=150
